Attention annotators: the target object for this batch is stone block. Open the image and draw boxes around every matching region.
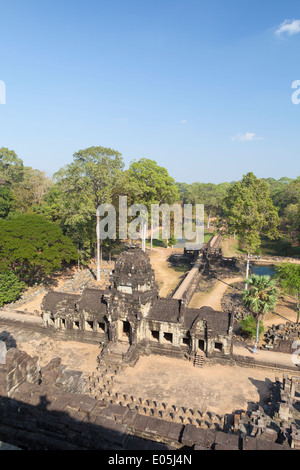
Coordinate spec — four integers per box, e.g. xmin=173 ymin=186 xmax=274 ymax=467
xmin=214 ymin=431 xmax=240 ymax=450
xmin=47 ymin=396 xmax=70 ymax=412
xmin=79 ymin=396 xmax=97 ymax=415
xmin=120 ymin=409 xmax=138 ymax=427
xmin=145 ymin=417 xmax=171 ymax=438
xmin=181 ymin=424 xmax=198 ymax=446
xmin=133 ymin=414 xmax=150 ymax=433
xmin=167 ymin=422 xmax=184 ymax=442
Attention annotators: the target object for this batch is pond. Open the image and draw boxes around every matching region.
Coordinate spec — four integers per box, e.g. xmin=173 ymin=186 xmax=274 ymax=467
xmin=250 ymin=264 xmax=276 ymax=278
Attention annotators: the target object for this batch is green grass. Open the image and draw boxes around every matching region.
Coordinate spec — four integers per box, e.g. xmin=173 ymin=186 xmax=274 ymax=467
xmin=204 ymin=231 xmax=213 ymax=243
xmin=145 ymin=231 xmax=213 ymax=247
xmin=259 ymin=236 xmax=300 ymax=258
xmin=221 ymin=234 xmax=300 ymax=259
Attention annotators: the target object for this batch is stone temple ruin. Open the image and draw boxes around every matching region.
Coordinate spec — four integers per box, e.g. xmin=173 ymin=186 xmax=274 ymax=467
xmin=1 ymin=245 xmax=300 ymax=450
xmin=41 ymin=245 xmax=234 ymax=363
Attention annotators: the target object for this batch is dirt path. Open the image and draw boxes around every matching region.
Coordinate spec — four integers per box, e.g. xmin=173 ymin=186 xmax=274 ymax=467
xmin=233 ymin=343 xmax=300 ymax=369
xmin=189 ymin=276 xmax=244 ymax=310
xmin=0 ymin=310 xmax=43 ymax=323
xmin=149 ymin=247 xmax=184 ymax=297
xmin=263 ymin=298 xmax=298 ymax=327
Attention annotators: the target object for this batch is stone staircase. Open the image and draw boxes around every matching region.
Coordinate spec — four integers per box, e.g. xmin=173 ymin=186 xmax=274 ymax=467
xmin=194 ymin=350 xmax=205 ymax=368
xmin=86 ymin=342 xmax=134 ymax=400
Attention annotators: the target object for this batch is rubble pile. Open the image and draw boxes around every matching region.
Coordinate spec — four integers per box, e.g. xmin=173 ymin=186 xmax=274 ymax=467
xmin=263 ymin=323 xmax=300 ymax=353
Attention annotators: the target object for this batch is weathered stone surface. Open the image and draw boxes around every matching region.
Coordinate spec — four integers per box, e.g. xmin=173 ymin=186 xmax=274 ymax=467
xmin=214 ymin=431 xmax=240 ymax=450
xmin=0 ymin=341 xmax=7 ymax=365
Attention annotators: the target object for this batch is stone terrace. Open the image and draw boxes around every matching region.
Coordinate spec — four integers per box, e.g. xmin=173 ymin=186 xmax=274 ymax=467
xmin=0 ymin=347 xmax=293 ymax=450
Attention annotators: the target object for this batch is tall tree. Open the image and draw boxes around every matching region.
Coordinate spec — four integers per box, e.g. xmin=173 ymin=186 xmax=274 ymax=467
xmin=54 ymin=146 xmax=125 ymax=279
xmin=0 ymin=187 xmax=15 ymax=218
xmin=127 ymin=158 xmax=179 ymax=207
xmin=126 ymin=158 xmax=179 ymax=249
xmin=0 ymin=215 xmax=78 ymax=284
xmin=275 ymin=263 xmax=300 ymax=323
xmin=12 ymin=167 xmax=53 ymax=213
xmin=185 ymin=182 xmax=224 ymax=227
xmin=221 ymin=172 xmax=280 ymax=285
xmin=242 ymin=274 xmax=279 ymax=352
xmin=0 ymin=147 xmax=24 ymax=185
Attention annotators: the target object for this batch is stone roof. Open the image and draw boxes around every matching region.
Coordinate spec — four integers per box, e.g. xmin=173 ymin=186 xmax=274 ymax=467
xmin=41 ymin=291 xmax=79 ymax=314
xmin=145 ymin=299 xmax=232 ymax=335
xmin=110 ymin=246 xmax=159 ymax=296
xmin=77 ymin=288 xmax=107 ymax=315
xmin=147 ymin=298 xmax=182 ymax=323
xmin=113 ymin=246 xmax=154 ymax=277
xmin=185 ymin=306 xmax=232 ymax=336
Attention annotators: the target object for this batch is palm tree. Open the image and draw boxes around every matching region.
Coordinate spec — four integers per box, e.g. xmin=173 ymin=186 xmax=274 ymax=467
xmin=242 ymin=274 xmax=279 ymax=353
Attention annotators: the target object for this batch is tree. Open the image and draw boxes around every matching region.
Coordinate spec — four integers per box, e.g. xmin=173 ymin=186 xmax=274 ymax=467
xmin=127 ymin=158 xmax=179 ymax=207
xmin=0 ymin=147 xmax=24 ymax=185
xmin=168 ymin=236 xmax=178 ymax=249
xmin=182 ymin=182 xmax=230 ymax=227
xmin=221 ymin=172 xmax=280 ymax=286
xmin=12 ymin=167 xmax=53 ymax=213
xmin=275 ymin=263 xmax=300 ymax=323
xmin=0 ymin=271 xmax=26 ymax=307
xmin=239 ymin=315 xmax=264 ymax=340
xmin=33 ymin=185 xmax=65 ymax=224
xmin=54 ymin=146 xmax=125 ymax=280
xmin=126 ymin=158 xmax=179 ymax=249
xmin=0 ymin=215 xmax=78 ymax=284
xmin=0 ymin=187 xmax=14 ymax=218
xmin=242 ymin=274 xmax=279 ymax=352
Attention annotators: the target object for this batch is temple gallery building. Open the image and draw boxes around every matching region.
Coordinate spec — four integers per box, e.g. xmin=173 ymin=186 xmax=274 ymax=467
xmin=41 ymin=246 xmax=234 ymax=359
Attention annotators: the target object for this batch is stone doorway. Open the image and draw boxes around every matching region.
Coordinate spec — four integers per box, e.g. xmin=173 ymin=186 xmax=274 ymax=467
xmin=121 ymin=321 xmax=131 ymax=343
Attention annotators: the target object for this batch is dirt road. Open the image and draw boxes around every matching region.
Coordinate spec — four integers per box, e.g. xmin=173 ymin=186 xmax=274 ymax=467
xmin=189 ymin=276 xmax=244 ymax=310
xmin=149 ymin=247 xmax=184 ymax=297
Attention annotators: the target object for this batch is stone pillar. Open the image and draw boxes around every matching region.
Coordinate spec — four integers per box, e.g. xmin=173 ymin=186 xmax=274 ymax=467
xmin=108 ymin=321 xmax=118 ymax=343
xmin=173 ymin=328 xmax=181 ymax=347
xmin=159 ymin=328 xmax=164 ymax=344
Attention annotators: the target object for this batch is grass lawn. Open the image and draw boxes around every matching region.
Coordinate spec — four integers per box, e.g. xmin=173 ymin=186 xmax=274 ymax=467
xmin=220 ymin=237 xmax=244 ymax=257
xmin=221 ymin=235 xmax=300 ymax=259
xmin=146 ymin=231 xmax=213 ymax=248
xmin=259 ymin=236 xmax=300 ymax=258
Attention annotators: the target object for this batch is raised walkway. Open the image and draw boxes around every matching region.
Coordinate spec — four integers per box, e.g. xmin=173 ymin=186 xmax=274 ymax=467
xmin=172 ymin=234 xmax=222 ymax=301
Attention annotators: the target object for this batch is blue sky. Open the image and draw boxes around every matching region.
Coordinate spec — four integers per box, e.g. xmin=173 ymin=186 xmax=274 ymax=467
xmin=0 ymin=0 xmax=300 ymax=184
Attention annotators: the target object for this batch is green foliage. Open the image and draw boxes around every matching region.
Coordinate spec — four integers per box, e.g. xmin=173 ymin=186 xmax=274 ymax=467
xmin=54 ymin=146 xmax=125 ymax=258
xmin=242 ymin=274 xmax=279 ymax=319
xmin=12 ymin=166 xmax=53 ymax=213
xmin=221 ymin=172 xmax=280 ymax=254
xmin=242 ymin=274 xmax=278 ymax=344
xmin=0 ymin=215 xmax=78 ymax=284
xmin=0 ymin=147 xmax=24 ymax=185
xmin=168 ymin=236 xmax=178 ymax=247
xmin=259 ymin=235 xmax=300 ymax=258
xmin=239 ymin=315 xmax=264 ymax=339
xmin=0 ymin=145 xmax=299 ymax=271
xmin=0 ymin=187 xmax=15 ymax=218
xmin=0 ymin=271 xmax=26 ymax=306
xmin=127 ymin=158 xmax=179 ymax=209
xmin=178 ymin=181 xmax=227 ymax=227
xmin=275 ymin=263 xmax=300 ymax=323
